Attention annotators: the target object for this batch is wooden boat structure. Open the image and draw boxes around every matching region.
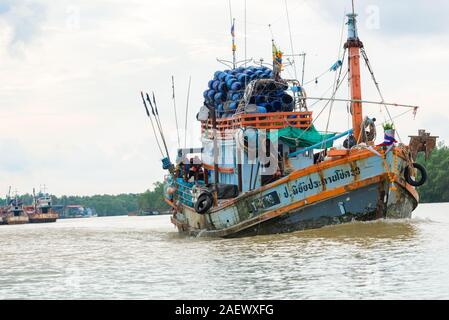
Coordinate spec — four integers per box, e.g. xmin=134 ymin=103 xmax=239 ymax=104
xmin=0 ymin=189 xmax=29 ymax=225
xmin=140 ymin=4 xmax=438 ymax=238
xmin=24 ymin=188 xmax=58 ymax=223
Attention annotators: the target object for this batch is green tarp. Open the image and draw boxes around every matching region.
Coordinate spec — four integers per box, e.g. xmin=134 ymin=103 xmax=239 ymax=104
xmin=276 ymin=126 xmax=337 ymax=149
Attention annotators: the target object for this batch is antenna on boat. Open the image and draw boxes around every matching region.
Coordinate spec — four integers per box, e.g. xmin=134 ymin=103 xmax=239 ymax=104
xmin=171 ymin=76 xmax=181 ymax=149
xmin=228 ymin=0 xmax=237 ymax=69
xmin=284 ymin=0 xmax=298 ymax=80
xmin=345 ymin=0 xmax=364 ymax=142
xmin=183 ymin=76 xmax=192 ymax=149
xmin=217 ymin=7 xmax=252 ymax=69
xmin=244 ymin=0 xmax=247 ymax=67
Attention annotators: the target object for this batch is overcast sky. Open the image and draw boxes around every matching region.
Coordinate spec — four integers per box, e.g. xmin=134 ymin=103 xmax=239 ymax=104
xmin=1 ymin=0 xmax=448 ymax=196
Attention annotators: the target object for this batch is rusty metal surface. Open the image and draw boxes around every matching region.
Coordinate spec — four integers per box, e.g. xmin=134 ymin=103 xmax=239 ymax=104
xmin=409 ymin=129 xmax=439 ymax=161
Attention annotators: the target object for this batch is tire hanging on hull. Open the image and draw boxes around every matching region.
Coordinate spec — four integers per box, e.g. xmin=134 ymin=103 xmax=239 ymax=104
xmin=404 ymin=163 xmax=427 ymax=187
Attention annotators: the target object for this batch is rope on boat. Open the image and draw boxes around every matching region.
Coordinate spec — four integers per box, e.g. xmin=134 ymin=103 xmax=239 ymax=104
xmin=288 ymin=70 xmax=349 ymax=146
xmin=360 ymin=48 xmax=402 ymax=143
xmin=322 ymin=47 xmax=347 ymax=149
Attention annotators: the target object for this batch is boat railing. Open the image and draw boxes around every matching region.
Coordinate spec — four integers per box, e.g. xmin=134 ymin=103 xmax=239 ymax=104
xmin=201 ymin=111 xmax=312 ymax=138
xmin=174 ymin=178 xmax=200 ymax=207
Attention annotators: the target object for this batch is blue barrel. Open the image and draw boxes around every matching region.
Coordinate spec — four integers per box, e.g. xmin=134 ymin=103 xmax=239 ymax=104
xmin=218 ymin=82 xmax=227 ymax=92
xmin=225 ymin=75 xmax=235 ymax=83
xmin=272 ymin=99 xmax=282 ymax=111
xmin=214 ymin=92 xmax=226 ymax=103
xmin=255 ymin=71 xmax=264 ymax=78
xmin=226 ymin=78 xmax=236 ymax=88
xmin=274 ymin=90 xmax=284 ymax=97
xmin=217 ymin=103 xmax=224 ymax=113
xmin=231 ymin=82 xmax=242 ymax=91
xmin=212 ymin=80 xmax=220 ymax=91
xmin=239 ymin=75 xmax=246 ymax=82
xmin=258 ymin=102 xmax=273 ymax=112
xmin=282 ymin=103 xmax=294 ymax=112
xmin=203 ymin=90 xmax=210 ymax=99
xmin=207 ymin=90 xmax=216 ymax=100
xmin=232 ymin=93 xmax=242 ymax=101
xmin=229 ymin=102 xmax=238 ymax=111
xmin=208 ymin=80 xmax=214 ymax=89
xmin=282 ymin=94 xmax=294 ymax=105
xmin=218 ymin=72 xmax=227 ymax=81
xmin=255 ymin=95 xmax=266 ymax=105
xmin=214 ymin=71 xmax=222 ymax=79
xmin=256 ymin=106 xmax=267 ymax=113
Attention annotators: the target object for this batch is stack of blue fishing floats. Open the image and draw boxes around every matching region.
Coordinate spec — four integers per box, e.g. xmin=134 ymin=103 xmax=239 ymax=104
xmin=203 ymin=66 xmax=294 ymax=118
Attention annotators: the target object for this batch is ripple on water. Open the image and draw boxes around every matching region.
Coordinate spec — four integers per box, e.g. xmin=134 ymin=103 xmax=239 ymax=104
xmin=1 ymin=204 xmax=449 ymax=299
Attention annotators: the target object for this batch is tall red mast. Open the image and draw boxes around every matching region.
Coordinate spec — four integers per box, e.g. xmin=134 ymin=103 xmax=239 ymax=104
xmin=345 ymin=12 xmax=364 ymax=142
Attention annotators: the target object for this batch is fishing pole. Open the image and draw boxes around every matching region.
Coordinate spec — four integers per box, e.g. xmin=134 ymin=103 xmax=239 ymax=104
xmin=140 ymin=91 xmax=164 ymax=157
xmin=146 ymin=92 xmax=164 ymax=138
xmin=184 ymin=76 xmax=192 ymax=149
xmin=171 ymin=76 xmax=181 ymax=149
xmin=147 ymin=92 xmax=170 ymax=161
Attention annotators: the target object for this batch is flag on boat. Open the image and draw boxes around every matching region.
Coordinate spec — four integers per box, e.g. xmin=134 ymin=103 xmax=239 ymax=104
xmin=231 ymin=20 xmax=235 ymax=37
xmin=272 ymin=41 xmax=283 ymax=78
xmin=378 ymin=131 xmax=398 ymax=147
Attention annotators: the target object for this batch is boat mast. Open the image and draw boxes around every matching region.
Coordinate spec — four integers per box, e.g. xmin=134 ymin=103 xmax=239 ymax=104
xmin=345 ymin=2 xmax=364 ymax=142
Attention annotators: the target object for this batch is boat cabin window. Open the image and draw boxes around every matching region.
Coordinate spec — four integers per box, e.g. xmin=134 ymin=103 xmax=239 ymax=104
xmin=176 ymin=156 xmax=206 ymax=184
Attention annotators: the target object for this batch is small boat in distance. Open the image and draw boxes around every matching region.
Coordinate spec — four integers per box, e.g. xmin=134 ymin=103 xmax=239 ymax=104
xmin=25 ymin=187 xmax=58 ymax=223
xmin=140 ymin=2 xmax=438 ymax=238
xmin=1 ymin=188 xmax=29 ymax=225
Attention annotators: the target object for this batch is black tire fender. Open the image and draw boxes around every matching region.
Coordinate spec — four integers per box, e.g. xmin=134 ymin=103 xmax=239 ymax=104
xmin=404 ymin=163 xmax=427 ymax=187
xmin=194 ymin=192 xmax=213 ymax=214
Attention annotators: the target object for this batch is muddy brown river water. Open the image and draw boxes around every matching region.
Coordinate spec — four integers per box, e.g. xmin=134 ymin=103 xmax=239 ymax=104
xmin=0 ymin=203 xmax=448 ymax=299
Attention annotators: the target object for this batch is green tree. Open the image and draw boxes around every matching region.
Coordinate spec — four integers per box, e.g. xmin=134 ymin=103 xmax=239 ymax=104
xmin=417 ymin=142 xmax=449 ymax=203
xmin=138 ymin=182 xmax=169 ymax=211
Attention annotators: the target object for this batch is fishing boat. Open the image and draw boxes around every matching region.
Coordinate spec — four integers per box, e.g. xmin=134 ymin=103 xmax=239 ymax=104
xmin=141 ymin=3 xmax=437 ymax=238
xmin=25 ymin=188 xmax=58 ymax=223
xmin=1 ymin=189 xmax=29 ymax=225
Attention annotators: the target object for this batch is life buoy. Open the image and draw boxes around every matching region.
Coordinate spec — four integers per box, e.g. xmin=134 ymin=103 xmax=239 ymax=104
xmin=194 ymin=192 xmax=213 ymax=214
xmin=404 ymin=163 xmax=427 ymax=187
